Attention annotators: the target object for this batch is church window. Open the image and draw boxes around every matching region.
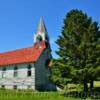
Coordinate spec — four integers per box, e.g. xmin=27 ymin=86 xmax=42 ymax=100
xmin=2 ymin=67 xmax=6 ymax=78
xmin=14 ymin=66 xmax=18 ymax=77
xmin=27 ymin=85 xmax=31 ymax=89
xmin=13 ymin=85 xmax=17 ymax=90
xmin=1 ymin=85 xmax=5 ymax=89
xmin=27 ymin=64 xmax=32 ymax=77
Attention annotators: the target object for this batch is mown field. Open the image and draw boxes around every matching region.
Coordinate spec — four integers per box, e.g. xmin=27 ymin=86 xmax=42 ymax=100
xmin=0 ymin=90 xmax=81 ymax=100
xmin=0 ymin=81 xmax=99 ymax=100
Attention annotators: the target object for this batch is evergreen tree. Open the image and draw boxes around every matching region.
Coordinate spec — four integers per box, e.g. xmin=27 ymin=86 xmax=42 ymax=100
xmin=55 ymin=9 xmax=100 ymax=93
xmin=51 ymin=59 xmax=72 ymax=89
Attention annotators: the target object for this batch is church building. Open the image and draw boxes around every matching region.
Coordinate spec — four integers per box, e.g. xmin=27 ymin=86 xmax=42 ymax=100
xmin=0 ymin=18 xmax=55 ymax=90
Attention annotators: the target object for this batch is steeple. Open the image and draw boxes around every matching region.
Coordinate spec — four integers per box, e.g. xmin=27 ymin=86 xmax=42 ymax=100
xmin=37 ymin=17 xmax=47 ymax=34
xmin=34 ymin=17 xmax=49 ymax=43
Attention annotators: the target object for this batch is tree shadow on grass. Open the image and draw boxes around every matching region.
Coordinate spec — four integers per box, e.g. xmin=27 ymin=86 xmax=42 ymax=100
xmin=63 ymin=91 xmax=87 ymax=99
xmin=62 ymin=89 xmax=100 ymax=100
xmin=94 ymin=87 xmax=100 ymax=93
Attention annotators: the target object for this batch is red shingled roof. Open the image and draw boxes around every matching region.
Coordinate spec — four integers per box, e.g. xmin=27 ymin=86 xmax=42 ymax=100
xmin=0 ymin=41 xmax=46 ymax=66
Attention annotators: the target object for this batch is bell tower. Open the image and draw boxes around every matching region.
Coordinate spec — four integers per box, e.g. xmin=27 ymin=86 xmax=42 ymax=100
xmin=34 ymin=17 xmax=49 ymax=44
xmin=34 ymin=17 xmax=56 ymax=91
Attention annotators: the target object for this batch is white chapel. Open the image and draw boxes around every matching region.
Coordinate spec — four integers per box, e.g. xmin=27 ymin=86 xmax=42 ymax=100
xmin=0 ymin=18 xmax=56 ymax=90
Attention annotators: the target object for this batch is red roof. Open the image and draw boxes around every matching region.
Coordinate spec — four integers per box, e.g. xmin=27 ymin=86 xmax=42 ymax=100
xmin=0 ymin=41 xmax=46 ymax=66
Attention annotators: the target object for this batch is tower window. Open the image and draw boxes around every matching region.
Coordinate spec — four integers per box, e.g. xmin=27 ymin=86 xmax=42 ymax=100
xmin=37 ymin=35 xmax=42 ymax=41
xmin=36 ymin=35 xmax=42 ymax=48
xmin=27 ymin=64 xmax=32 ymax=77
xmin=14 ymin=66 xmax=18 ymax=77
xmin=2 ymin=67 xmax=6 ymax=78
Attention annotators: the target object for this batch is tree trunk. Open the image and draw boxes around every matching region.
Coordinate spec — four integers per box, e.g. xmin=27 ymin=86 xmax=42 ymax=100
xmin=83 ymin=80 xmax=88 ymax=97
xmin=90 ymin=80 xmax=94 ymax=95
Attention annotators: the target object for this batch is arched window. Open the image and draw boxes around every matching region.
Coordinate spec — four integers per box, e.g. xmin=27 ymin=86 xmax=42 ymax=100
xmin=2 ymin=67 xmax=6 ymax=78
xmin=36 ymin=35 xmax=42 ymax=48
xmin=37 ymin=35 xmax=42 ymax=42
xmin=27 ymin=64 xmax=32 ymax=77
xmin=14 ymin=66 xmax=18 ymax=77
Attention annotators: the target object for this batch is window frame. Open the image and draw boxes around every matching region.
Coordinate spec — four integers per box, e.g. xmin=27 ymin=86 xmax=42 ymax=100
xmin=27 ymin=64 xmax=32 ymax=77
xmin=13 ymin=85 xmax=17 ymax=90
xmin=2 ymin=67 xmax=6 ymax=78
xmin=14 ymin=66 xmax=18 ymax=77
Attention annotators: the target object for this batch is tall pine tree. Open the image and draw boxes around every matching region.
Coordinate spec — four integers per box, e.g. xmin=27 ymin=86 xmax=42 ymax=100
xmin=55 ymin=9 xmax=100 ymax=93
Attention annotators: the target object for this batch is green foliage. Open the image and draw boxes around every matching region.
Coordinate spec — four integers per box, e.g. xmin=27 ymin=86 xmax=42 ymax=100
xmin=52 ymin=9 xmax=100 ymax=92
xmin=51 ymin=59 xmax=72 ymax=88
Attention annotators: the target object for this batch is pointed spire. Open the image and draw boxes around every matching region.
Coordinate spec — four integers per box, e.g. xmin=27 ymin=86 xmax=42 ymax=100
xmin=37 ymin=17 xmax=47 ymax=34
xmin=34 ymin=17 xmax=49 ymax=43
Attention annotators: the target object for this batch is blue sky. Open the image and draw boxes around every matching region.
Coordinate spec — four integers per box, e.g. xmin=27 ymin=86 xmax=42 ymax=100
xmin=0 ymin=0 xmax=100 ymax=58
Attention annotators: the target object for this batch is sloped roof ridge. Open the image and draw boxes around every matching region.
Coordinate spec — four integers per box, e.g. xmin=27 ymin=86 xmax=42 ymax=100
xmin=0 ymin=46 xmax=33 ymax=54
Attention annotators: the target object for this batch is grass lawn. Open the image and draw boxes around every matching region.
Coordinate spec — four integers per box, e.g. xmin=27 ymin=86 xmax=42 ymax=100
xmin=94 ymin=81 xmax=100 ymax=87
xmin=0 ymin=81 xmax=99 ymax=100
xmin=0 ymin=90 xmax=81 ymax=100
xmin=66 ymin=81 xmax=100 ymax=91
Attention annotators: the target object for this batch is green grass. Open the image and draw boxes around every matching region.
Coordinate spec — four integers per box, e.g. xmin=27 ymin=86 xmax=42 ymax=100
xmin=94 ymin=81 xmax=100 ymax=87
xmin=0 ymin=81 xmax=100 ymax=100
xmin=66 ymin=81 xmax=100 ymax=92
xmin=0 ymin=90 xmax=81 ymax=100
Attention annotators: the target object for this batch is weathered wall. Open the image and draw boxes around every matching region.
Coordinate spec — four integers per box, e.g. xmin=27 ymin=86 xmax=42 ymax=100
xmin=0 ymin=45 xmax=56 ymax=90
xmin=35 ymin=48 xmax=53 ymax=90
xmin=0 ymin=63 xmax=35 ymax=90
